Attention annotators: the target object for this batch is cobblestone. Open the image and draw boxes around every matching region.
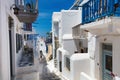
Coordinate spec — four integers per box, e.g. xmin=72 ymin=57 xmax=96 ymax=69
xmin=14 ymin=52 xmax=62 ymax=80
xmin=39 ymin=57 xmax=61 ymax=80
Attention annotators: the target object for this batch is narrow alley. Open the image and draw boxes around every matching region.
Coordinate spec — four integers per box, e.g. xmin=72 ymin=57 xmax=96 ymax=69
xmin=14 ymin=46 xmax=62 ymax=80
xmin=39 ymin=58 xmax=61 ymax=80
xmin=1 ymin=0 xmax=120 ymax=80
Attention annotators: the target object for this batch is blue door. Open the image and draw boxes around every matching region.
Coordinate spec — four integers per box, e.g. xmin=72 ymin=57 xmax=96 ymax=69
xmin=102 ymin=44 xmax=113 ymax=80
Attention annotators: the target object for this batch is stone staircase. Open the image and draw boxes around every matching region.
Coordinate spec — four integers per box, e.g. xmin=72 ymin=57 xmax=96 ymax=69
xmin=54 ymin=59 xmax=57 ymax=68
xmin=13 ymin=71 xmax=39 ymax=80
xmin=39 ymin=73 xmax=61 ymax=80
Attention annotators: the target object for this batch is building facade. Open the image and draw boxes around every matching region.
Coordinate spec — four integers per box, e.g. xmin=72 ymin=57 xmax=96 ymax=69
xmin=80 ymin=0 xmax=120 ymax=80
xmin=0 ymin=0 xmax=38 ymax=80
xmin=52 ymin=0 xmax=120 ymax=80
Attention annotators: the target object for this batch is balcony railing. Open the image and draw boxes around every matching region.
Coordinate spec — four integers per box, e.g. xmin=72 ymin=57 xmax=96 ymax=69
xmin=82 ymin=0 xmax=120 ymax=24
xmin=13 ymin=0 xmax=38 ymax=23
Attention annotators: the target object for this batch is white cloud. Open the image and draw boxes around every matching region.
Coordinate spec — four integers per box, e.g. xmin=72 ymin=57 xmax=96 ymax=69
xmin=38 ymin=12 xmax=50 ymax=18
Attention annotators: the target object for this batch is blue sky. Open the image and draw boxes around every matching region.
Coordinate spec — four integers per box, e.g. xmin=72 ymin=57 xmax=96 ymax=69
xmin=32 ymin=0 xmax=75 ymax=37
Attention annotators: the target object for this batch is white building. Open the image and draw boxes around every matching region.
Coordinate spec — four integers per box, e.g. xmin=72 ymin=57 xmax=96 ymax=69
xmin=53 ymin=0 xmax=120 ymax=80
xmin=52 ymin=10 xmax=88 ymax=80
xmin=72 ymin=0 xmax=120 ymax=80
xmin=36 ymin=37 xmax=47 ymax=57
xmin=0 ymin=0 xmax=23 ymax=80
xmin=52 ymin=12 xmax=61 ymax=67
xmin=0 ymin=0 xmax=38 ymax=80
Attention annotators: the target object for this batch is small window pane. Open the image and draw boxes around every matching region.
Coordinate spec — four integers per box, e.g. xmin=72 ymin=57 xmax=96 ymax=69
xmin=66 ymin=57 xmax=70 ymax=71
xmin=103 ymin=44 xmax=112 ymax=51
xmin=105 ymin=55 xmax=112 ymax=71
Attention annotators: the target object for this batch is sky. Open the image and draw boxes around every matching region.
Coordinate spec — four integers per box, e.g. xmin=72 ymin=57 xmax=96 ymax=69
xmin=32 ymin=0 xmax=75 ymax=37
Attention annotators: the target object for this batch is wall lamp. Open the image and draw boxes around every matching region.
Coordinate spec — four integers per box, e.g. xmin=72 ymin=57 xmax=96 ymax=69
xmin=10 ymin=4 xmax=19 ymax=14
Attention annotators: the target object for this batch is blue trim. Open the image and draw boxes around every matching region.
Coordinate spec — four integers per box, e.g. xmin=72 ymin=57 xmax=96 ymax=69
xmin=82 ymin=0 xmax=120 ymax=24
xmin=102 ymin=44 xmax=113 ymax=80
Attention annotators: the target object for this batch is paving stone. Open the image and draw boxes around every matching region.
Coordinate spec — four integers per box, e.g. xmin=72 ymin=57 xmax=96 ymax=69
xmin=14 ymin=52 xmax=63 ymax=80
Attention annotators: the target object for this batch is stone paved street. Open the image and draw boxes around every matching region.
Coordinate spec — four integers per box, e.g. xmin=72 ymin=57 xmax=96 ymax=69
xmin=39 ymin=57 xmax=61 ymax=80
xmin=14 ymin=51 xmax=62 ymax=80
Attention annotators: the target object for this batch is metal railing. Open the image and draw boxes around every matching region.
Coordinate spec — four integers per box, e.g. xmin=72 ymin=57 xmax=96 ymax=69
xmin=17 ymin=5 xmax=38 ymax=14
xmin=15 ymin=0 xmax=38 ymax=14
xmin=82 ymin=0 xmax=120 ymax=24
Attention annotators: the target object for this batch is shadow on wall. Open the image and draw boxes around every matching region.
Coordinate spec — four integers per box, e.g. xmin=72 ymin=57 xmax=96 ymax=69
xmin=39 ymin=55 xmax=61 ymax=80
xmin=18 ymin=46 xmax=34 ymax=67
xmin=74 ymin=39 xmax=88 ymax=53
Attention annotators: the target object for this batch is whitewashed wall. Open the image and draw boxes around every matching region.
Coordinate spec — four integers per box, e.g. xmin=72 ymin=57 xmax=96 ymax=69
xmin=61 ymin=10 xmax=81 ymax=38
xmin=70 ymin=54 xmax=91 ymax=80
xmin=94 ymin=35 xmax=120 ymax=80
xmin=0 ymin=0 xmax=23 ymax=80
xmin=52 ymin=12 xmax=61 ymax=60
xmin=61 ymin=10 xmax=81 ymax=54
xmin=0 ymin=0 xmax=11 ymax=80
xmin=63 ymin=39 xmax=77 ymax=55
xmin=62 ymin=51 xmax=71 ymax=80
xmin=57 ymin=10 xmax=82 ymax=80
xmin=56 ymin=48 xmax=71 ymax=80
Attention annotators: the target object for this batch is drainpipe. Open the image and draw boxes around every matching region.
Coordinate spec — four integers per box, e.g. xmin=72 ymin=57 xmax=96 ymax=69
xmin=35 ymin=0 xmax=38 ymax=10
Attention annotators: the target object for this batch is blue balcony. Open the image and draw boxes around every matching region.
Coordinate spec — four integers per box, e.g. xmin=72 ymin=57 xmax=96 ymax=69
xmin=82 ymin=0 xmax=120 ymax=24
xmin=13 ymin=0 xmax=38 ymax=23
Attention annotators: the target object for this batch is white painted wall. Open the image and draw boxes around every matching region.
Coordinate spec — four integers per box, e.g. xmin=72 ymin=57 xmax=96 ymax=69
xmin=52 ymin=12 xmax=61 ymax=60
xmin=55 ymin=10 xmax=82 ymax=80
xmin=0 ymin=0 xmax=2 ymax=79
xmin=80 ymin=17 xmax=120 ymax=80
xmin=59 ymin=10 xmax=82 ymax=80
xmin=62 ymin=51 xmax=71 ymax=80
xmin=93 ymin=35 xmax=120 ymax=80
xmin=88 ymin=33 xmax=96 ymax=59
xmin=61 ymin=10 xmax=81 ymax=39
xmin=57 ymin=48 xmax=63 ymax=71
xmin=11 ymin=26 xmax=17 ymax=75
xmin=81 ymin=20 xmax=120 ymax=80
xmin=56 ymin=48 xmax=71 ymax=80
xmin=61 ymin=10 xmax=81 ymax=54
xmin=70 ymin=54 xmax=91 ymax=80
xmin=80 ymin=72 xmax=96 ymax=80
xmin=113 ymin=36 xmax=120 ymax=77
xmin=0 ymin=1 xmax=11 ymax=80
xmin=37 ymin=38 xmax=46 ymax=56
xmin=63 ymin=34 xmax=77 ymax=55
xmin=0 ymin=0 xmax=23 ymax=80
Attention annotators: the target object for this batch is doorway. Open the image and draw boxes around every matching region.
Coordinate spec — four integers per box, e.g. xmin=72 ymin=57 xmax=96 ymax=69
xmin=102 ymin=43 xmax=113 ymax=80
xmin=9 ymin=17 xmax=14 ymax=80
xmin=59 ymin=51 xmax=62 ymax=72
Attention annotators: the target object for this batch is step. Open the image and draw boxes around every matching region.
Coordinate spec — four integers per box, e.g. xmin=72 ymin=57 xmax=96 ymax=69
xmin=14 ymin=72 xmax=39 ymax=80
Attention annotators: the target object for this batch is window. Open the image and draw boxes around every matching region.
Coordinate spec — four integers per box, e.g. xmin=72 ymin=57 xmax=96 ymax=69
xmin=24 ymin=34 xmax=27 ymax=41
xmin=66 ymin=57 xmax=70 ymax=71
xmin=41 ymin=44 xmax=43 ymax=46
xmin=16 ymin=34 xmax=23 ymax=53
xmin=105 ymin=55 xmax=112 ymax=71
xmin=23 ymin=23 xmax=32 ymax=31
xmin=103 ymin=44 xmax=112 ymax=51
